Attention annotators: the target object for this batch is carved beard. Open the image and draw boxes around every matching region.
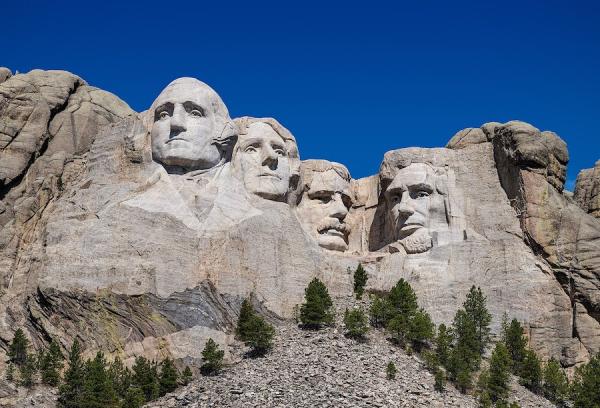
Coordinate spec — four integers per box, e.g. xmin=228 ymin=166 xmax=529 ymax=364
xmin=399 ymin=228 xmax=433 ymax=254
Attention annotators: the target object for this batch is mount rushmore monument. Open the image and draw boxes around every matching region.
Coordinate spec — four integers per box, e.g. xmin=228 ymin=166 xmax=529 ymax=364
xmin=0 ymin=68 xmax=599 ymax=371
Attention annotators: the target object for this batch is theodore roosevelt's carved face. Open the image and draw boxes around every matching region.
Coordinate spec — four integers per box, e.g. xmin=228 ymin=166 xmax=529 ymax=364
xmin=296 ymin=161 xmax=351 ymax=252
xmin=150 ymin=78 xmax=232 ymax=172
xmin=385 ymin=163 xmax=444 ymax=253
xmin=233 ymin=122 xmax=292 ymax=201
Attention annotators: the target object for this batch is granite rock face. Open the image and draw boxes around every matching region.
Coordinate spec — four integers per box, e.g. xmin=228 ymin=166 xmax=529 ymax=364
xmin=1 ymin=70 xmax=599 ymax=374
xmin=574 ymin=160 xmax=600 ymax=219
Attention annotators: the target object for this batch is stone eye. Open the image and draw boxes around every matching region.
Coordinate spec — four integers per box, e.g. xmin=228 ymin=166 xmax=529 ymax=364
xmin=245 ymin=146 xmax=257 ymax=153
xmin=416 ymin=191 xmax=430 ymax=198
xmin=190 ymin=109 xmax=203 ymax=117
xmin=158 ymin=111 xmax=169 ymax=120
xmin=390 ymin=194 xmax=401 ymax=203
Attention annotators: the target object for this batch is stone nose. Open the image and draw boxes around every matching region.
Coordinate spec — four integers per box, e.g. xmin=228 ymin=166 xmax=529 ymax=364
xmin=170 ymin=104 xmax=187 ymax=134
xmin=261 ymin=145 xmax=279 ymax=169
xmin=329 ymin=194 xmax=348 ymax=220
xmin=396 ymin=191 xmax=415 ymax=218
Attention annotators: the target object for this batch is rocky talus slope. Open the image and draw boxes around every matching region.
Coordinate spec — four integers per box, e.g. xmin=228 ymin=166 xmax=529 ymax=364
xmin=147 ymin=297 xmax=553 ymax=408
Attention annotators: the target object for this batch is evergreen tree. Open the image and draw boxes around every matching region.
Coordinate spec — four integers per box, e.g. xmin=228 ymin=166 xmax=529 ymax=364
xmin=201 ymin=338 xmax=224 ymax=376
xmin=159 ymin=358 xmax=179 ymax=396
xmin=570 ymin=353 xmax=600 ymax=408
xmin=108 ymin=357 xmax=131 ymax=400
xmin=448 ymin=309 xmax=480 ymax=381
xmin=299 ymin=278 xmax=334 ymax=328
xmin=463 ymin=286 xmax=491 ymax=354
xmin=519 ymin=349 xmax=541 ymax=393
xmin=487 ymin=343 xmax=512 ymax=404
xmin=407 ymin=308 xmax=435 ymax=351
xmin=434 ymin=369 xmax=446 ymax=392
xmin=6 ymin=363 xmax=14 ymax=382
xmin=8 ymin=328 xmax=29 ymax=366
xmin=369 ymin=295 xmax=391 ymax=328
xmin=387 ymin=314 xmax=408 ymax=346
xmin=503 ymin=318 xmax=527 ymax=372
xmin=541 ymin=358 xmax=568 ymax=405
xmin=386 ymin=361 xmax=397 ymax=380
xmin=81 ymin=351 xmax=119 ymax=408
xmin=123 ymin=386 xmax=146 ymax=408
xmin=353 ymin=263 xmax=368 ymax=299
xmin=40 ymin=339 xmax=64 ymax=386
xmin=58 ymin=340 xmax=85 ymax=408
xmin=435 ymin=323 xmax=453 ymax=368
xmin=387 ymin=279 xmax=418 ymax=317
xmin=181 ymin=366 xmax=193 ymax=385
xmin=131 ymin=356 xmax=159 ymax=402
xmin=477 ymin=368 xmax=491 ymax=406
xmin=455 ymin=367 xmax=473 ymax=393
xmin=343 ymin=307 xmax=369 ymax=339
xmin=235 ymin=297 xmax=276 ymax=355
xmin=235 ymin=298 xmax=255 ymax=340
xmin=245 ymin=315 xmax=276 ymax=356
xmin=19 ymin=356 xmax=36 ymax=387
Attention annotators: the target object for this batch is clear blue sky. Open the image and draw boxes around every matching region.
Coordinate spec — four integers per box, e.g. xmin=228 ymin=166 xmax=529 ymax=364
xmin=4 ymin=0 xmax=599 ymax=189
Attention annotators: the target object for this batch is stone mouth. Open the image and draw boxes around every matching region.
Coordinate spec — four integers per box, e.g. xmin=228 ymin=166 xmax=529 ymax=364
xmin=166 ymin=136 xmax=188 ymax=144
xmin=258 ymin=173 xmax=282 ymax=180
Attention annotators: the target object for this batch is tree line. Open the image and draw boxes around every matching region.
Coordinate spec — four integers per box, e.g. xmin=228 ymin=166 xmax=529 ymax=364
xmin=4 ymin=263 xmax=600 ymax=407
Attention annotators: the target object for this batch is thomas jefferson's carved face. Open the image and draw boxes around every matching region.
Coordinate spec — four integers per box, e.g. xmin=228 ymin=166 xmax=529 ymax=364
xmin=385 ymin=163 xmax=441 ymax=253
xmin=297 ymin=166 xmax=351 ymax=252
xmin=151 ymin=78 xmax=229 ymax=171
xmin=234 ymin=122 xmax=291 ymax=201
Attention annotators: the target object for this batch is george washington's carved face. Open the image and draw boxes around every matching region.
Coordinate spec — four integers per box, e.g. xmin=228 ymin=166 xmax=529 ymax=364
xmin=385 ymin=163 xmax=445 ymax=253
xmin=296 ymin=162 xmax=351 ymax=251
xmin=150 ymin=78 xmax=231 ymax=172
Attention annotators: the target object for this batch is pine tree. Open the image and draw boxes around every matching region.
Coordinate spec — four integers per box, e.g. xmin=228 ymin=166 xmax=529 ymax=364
xmin=299 ymin=278 xmax=334 ymax=329
xmin=407 ymin=308 xmax=434 ymax=351
xmin=487 ymin=343 xmax=512 ymax=404
xmin=386 ymin=361 xmax=397 ymax=380
xmin=448 ymin=309 xmax=480 ymax=381
xmin=477 ymin=368 xmax=491 ymax=406
xmin=353 ymin=263 xmax=368 ymax=299
xmin=235 ymin=298 xmax=255 ymax=340
xmin=201 ymin=338 xmax=224 ymax=376
xmin=40 ymin=339 xmax=64 ymax=386
xmin=519 ymin=349 xmax=541 ymax=393
xmin=387 ymin=279 xmax=418 ymax=318
xmin=108 ymin=357 xmax=131 ymax=400
xmin=131 ymin=356 xmax=159 ymax=402
xmin=435 ymin=323 xmax=453 ymax=369
xmin=463 ymin=286 xmax=491 ymax=354
xmin=343 ymin=307 xmax=369 ymax=339
xmin=541 ymin=358 xmax=568 ymax=405
xmin=6 ymin=363 xmax=14 ymax=382
xmin=369 ymin=294 xmax=391 ymax=328
xmin=570 ymin=352 xmax=600 ymax=408
xmin=8 ymin=328 xmax=29 ymax=366
xmin=387 ymin=314 xmax=409 ymax=346
xmin=123 ymin=386 xmax=146 ymax=408
xmin=81 ymin=351 xmax=119 ymax=408
xmin=19 ymin=356 xmax=36 ymax=387
xmin=503 ymin=318 xmax=527 ymax=372
xmin=159 ymin=358 xmax=179 ymax=396
xmin=181 ymin=366 xmax=193 ymax=385
xmin=434 ymin=369 xmax=446 ymax=392
xmin=58 ymin=340 xmax=85 ymax=408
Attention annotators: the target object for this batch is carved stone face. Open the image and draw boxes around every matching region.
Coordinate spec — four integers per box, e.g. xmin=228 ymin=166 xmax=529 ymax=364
xmin=150 ymin=78 xmax=230 ymax=171
xmin=297 ymin=163 xmax=352 ymax=252
xmin=385 ymin=163 xmax=444 ymax=253
xmin=234 ymin=122 xmax=292 ymax=201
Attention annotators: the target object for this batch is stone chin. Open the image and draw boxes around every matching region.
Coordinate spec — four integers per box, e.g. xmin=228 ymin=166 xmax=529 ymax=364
xmin=317 ymin=232 xmax=349 ymax=252
xmin=398 ymin=227 xmax=433 ymax=254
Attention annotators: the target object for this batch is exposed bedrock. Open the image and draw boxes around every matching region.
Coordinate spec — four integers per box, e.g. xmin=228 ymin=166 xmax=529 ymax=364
xmin=0 ymin=71 xmax=598 ymax=372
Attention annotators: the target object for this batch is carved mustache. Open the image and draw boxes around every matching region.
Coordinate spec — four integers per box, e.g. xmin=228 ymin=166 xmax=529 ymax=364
xmin=317 ymin=219 xmax=350 ymax=236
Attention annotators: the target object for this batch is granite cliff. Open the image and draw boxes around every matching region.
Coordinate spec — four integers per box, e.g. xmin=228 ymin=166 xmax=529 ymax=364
xmin=1 ymin=68 xmax=599 ymax=378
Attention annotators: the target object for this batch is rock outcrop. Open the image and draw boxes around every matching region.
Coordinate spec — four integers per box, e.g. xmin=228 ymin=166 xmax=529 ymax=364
xmin=574 ymin=160 xmax=600 ymax=219
xmin=0 ymin=70 xmax=599 ymax=376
